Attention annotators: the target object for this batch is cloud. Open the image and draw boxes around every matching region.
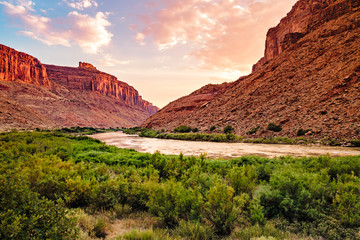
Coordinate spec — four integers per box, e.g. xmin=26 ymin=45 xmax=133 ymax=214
xmin=0 ymin=0 xmax=112 ymax=54
xmin=136 ymin=0 xmax=297 ymax=72
xmin=99 ymin=54 xmax=130 ymax=67
xmin=63 ymin=0 xmax=98 ymax=10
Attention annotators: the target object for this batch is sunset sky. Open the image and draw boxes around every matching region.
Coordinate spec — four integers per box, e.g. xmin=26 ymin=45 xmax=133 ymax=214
xmin=0 ymin=0 xmax=297 ymax=108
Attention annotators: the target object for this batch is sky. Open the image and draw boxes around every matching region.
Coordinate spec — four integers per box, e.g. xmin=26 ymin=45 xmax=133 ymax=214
xmin=0 ymin=0 xmax=297 ymax=108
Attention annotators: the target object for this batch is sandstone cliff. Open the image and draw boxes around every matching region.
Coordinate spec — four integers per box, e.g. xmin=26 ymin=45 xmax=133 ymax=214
xmin=45 ymin=63 xmax=158 ymax=115
xmin=0 ymin=45 xmax=158 ymax=130
xmin=0 ymin=44 xmax=50 ymax=86
xmin=143 ymin=0 xmax=360 ymax=140
xmin=253 ymin=0 xmax=360 ymax=71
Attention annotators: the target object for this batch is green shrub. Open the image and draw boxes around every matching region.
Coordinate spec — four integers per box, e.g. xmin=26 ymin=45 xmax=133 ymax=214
xmin=0 ymin=175 xmax=78 ymax=240
xmin=147 ymin=181 xmax=202 ymax=226
xmin=174 ymin=125 xmax=192 ymax=133
xmin=297 ymin=129 xmax=311 ymax=136
xmin=226 ymin=165 xmax=257 ymax=195
xmin=267 ymin=123 xmax=282 ymax=132
xmin=203 ymin=183 xmax=240 ymax=236
xmin=209 ymin=126 xmax=216 ymax=131
xmin=349 ymin=140 xmax=360 ymax=147
xmin=247 ymin=126 xmax=261 ymax=135
xmin=192 ymin=128 xmax=199 ymax=133
xmin=224 ymin=125 xmax=234 ymax=134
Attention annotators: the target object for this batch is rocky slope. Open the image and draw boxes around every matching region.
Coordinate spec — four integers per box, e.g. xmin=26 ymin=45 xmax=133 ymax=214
xmin=143 ymin=0 xmax=360 ymax=140
xmin=0 ymin=44 xmax=158 ymax=130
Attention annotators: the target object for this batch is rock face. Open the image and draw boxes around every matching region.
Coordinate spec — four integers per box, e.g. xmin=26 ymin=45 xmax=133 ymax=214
xmin=253 ymin=0 xmax=360 ymax=72
xmin=143 ymin=0 xmax=360 ymax=140
xmin=0 ymin=45 xmax=158 ymax=130
xmin=79 ymin=62 xmax=97 ymax=70
xmin=45 ymin=64 xmax=158 ymax=115
xmin=0 ymin=44 xmax=50 ymax=86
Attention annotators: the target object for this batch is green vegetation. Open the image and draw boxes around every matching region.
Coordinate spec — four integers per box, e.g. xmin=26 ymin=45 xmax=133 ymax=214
xmin=297 ymin=128 xmax=312 ymax=136
xmin=209 ymin=126 xmax=217 ymax=131
xmin=224 ymin=125 xmax=234 ymax=134
xmin=1 ymin=131 xmax=360 ymax=239
xmin=247 ymin=126 xmax=261 ymax=135
xmin=267 ymin=123 xmax=282 ymax=132
xmin=174 ymin=125 xmax=192 ymax=133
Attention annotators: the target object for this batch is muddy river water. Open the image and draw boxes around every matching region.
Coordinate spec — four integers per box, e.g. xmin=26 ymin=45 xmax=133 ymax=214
xmin=92 ymin=132 xmax=360 ymax=159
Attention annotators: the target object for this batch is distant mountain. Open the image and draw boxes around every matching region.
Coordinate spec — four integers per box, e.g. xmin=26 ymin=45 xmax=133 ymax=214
xmin=143 ymin=0 xmax=360 ymax=140
xmin=0 ymin=44 xmax=158 ymax=131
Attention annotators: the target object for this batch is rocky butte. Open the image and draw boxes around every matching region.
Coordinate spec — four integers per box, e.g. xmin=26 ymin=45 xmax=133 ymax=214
xmin=0 ymin=44 xmax=158 ymax=130
xmin=143 ymin=0 xmax=360 ymax=140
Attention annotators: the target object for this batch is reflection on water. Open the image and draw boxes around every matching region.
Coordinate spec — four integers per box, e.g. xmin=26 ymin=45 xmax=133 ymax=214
xmin=91 ymin=132 xmax=360 ymax=159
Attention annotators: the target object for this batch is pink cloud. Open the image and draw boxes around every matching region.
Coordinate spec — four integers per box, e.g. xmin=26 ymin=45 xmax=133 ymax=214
xmin=63 ymin=0 xmax=98 ymax=11
xmin=0 ymin=0 xmax=112 ymax=54
xmin=136 ymin=0 xmax=297 ymax=72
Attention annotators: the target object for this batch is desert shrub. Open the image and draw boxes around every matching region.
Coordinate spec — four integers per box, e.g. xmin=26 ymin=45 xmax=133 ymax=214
xmin=147 ymin=181 xmax=202 ymax=226
xmin=140 ymin=129 xmax=158 ymax=138
xmin=173 ymin=220 xmax=215 ymax=240
xmin=192 ymin=128 xmax=199 ymax=133
xmin=247 ymin=126 xmax=261 ymax=135
xmin=331 ymin=175 xmax=360 ymax=227
xmin=267 ymin=123 xmax=282 ymax=132
xmin=260 ymin=168 xmax=330 ymax=222
xmin=211 ymin=134 xmax=227 ymax=142
xmin=249 ymin=198 xmax=265 ymax=225
xmin=297 ymin=128 xmax=311 ymax=136
xmin=174 ymin=125 xmax=192 ymax=133
xmin=203 ymin=183 xmax=240 ymax=235
xmin=226 ymin=165 xmax=257 ymax=195
xmin=209 ymin=126 xmax=216 ymax=131
xmin=224 ymin=125 xmax=234 ymax=134
xmin=0 ymin=175 xmax=78 ymax=240
xmin=349 ymin=139 xmax=360 ymax=147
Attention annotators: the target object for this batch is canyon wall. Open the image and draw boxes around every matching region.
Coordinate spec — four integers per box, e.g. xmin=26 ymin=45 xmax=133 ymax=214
xmin=0 ymin=44 xmax=50 ymax=86
xmin=0 ymin=45 xmax=158 ymax=130
xmin=143 ymin=0 xmax=360 ymax=140
xmin=45 ymin=64 xmax=158 ymax=115
xmin=253 ymin=0 xmax=360 ymax=71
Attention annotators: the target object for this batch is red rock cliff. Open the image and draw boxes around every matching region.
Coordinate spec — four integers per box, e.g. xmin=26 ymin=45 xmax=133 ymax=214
xmin=0 ymin=44 xmax=50 ymax=86
xmin=45 ymin=64 xmax=158 ymax=115
xmin=253 ymin=0 xmax=360 ymax=72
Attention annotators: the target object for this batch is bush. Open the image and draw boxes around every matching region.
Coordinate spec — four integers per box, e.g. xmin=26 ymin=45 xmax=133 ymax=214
xmin=349 ymin=140 xmax=360 ymax=147
xmin=247 ymin=126 xmax=261 ymax=135
xmin=192 ymin=128 xmax=199 ymax=133
xmin=0 ymin=176 xmax=78 ymax=239
xmin=147 ymin=181 xmax=202 ymax=226
xmin=226 ymin=165 xmax=257 ymax=195
xmin=209 ymin=126 xmax=216 ymax=131
xmin=174 ymin=125 xmax=192 ymax=133
xmin=224 ymin=125 xmax=234 ymax=134
xmin=267 ymin=123 xmax=282 ymax=132
xmin=203 ymin=183 xmax=240 ymax=236
xmin=297 ymin=129 xmax=311 ymax=136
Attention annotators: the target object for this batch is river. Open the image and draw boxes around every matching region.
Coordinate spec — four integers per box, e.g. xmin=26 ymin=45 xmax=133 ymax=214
xmin=91 ymin=132 xmax=360 ymax=159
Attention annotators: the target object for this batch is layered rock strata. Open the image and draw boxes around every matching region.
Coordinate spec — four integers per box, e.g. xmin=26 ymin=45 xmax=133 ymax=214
xmin=0 ymin=44 xmax=50 ymax=86
xmin=0 ymin=45 xmax=158 ymax=130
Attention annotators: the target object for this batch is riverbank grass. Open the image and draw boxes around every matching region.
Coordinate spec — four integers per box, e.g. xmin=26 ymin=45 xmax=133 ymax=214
xmin=1 ymin=131 xmax=360 ymax=239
